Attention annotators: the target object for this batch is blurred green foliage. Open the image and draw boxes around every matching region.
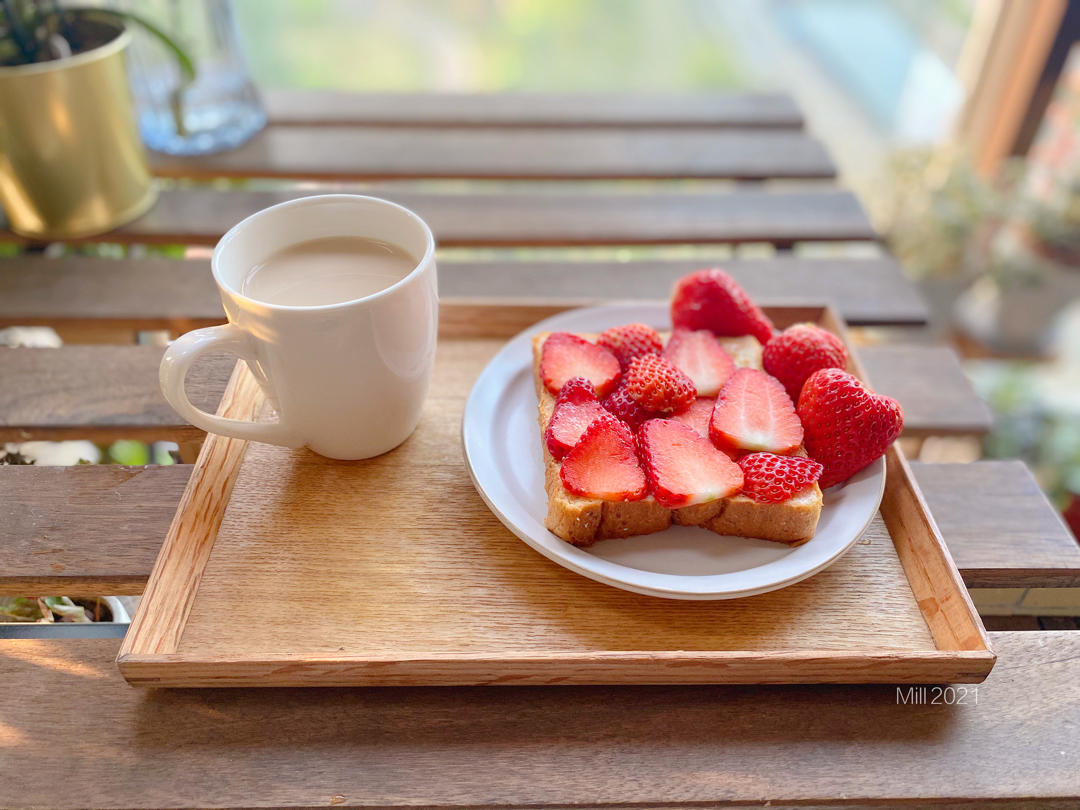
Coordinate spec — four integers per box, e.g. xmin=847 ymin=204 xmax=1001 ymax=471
xmin=235 ymin=0 xmax=744 ymax=91
xmin=0 ymin=596 xmax=89 ymax=622
xmin=108 ymin=440 xmax=150 ymax=465
xmin=970 ymin=362 xmax=1080 ymax=508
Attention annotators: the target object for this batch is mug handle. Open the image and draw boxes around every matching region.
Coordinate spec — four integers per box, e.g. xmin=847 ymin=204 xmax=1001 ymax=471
xmin=159 ymin=324 xmax=303 ymax=447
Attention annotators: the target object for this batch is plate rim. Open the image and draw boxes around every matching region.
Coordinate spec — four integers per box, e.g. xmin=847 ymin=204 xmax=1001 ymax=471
xmin=462 ymin=303 xmax=886 ymax=600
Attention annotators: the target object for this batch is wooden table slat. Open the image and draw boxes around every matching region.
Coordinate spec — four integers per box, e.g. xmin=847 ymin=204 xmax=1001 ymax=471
xmin=0 ymin=465 xmax=191 ymax=595
xmin=1 ymin=633 xmax=1077 ymax=808
xmin=0 ymin=255 xmax=928 ymax=330
xmin=262 ymin=90 xmax=807 ymax=129
xmin=3 ymin=188 xmax=878 ymax=248
xmin=911 ymin=460 xmax=1080 ymax=587
xmin=150 ymin=127 xmax=835 ymax=182
xmin=0 ymin=346 xmax=225 ymax=443
xmin=1 ymin=460 xmax=1068 ymax=596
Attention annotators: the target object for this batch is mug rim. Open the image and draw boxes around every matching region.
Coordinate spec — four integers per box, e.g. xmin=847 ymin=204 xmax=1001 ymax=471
xmin=211 ymin=194 xmax=436 ymax=312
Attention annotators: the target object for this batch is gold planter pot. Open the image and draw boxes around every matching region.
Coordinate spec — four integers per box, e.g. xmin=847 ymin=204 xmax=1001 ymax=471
xmin=0 ymin=21 xmax=156 ymax=240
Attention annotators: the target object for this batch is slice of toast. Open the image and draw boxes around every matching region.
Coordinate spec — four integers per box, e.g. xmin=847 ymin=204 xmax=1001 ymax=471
xmin=534 ymin=331 xmax=822 ymax=547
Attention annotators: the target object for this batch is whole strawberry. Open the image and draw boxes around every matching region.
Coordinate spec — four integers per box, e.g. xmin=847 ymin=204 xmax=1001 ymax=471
xmin=670 ymin=269 xmax=774 ymax=345
xmin=797 ymin=368 xmax=904 ymax=488
xmin=598 ymin=323 xmax=663 ymax=369
xmin=624 ymin=354 xmax=696 ymax=414
xmin=737 ymin=452 xmax=823 ymax=503
xmin=763 ymin=323 xmax=849 ymax=402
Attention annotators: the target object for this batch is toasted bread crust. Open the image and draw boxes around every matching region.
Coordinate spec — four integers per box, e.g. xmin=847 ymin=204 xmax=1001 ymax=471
xmin=534 ymin=331 xmax=822 ymax=546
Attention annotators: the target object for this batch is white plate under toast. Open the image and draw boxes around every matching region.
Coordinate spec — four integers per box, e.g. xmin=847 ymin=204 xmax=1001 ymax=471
xmin=462 ymin=304 xmax=886 ymax=600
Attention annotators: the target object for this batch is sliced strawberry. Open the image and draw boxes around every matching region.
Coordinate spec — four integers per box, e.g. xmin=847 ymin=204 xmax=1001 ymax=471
xmin=798 ymin=368 xmax=904 ymax=488
xmin=597 ymin=323 xmax=663 ymax=368
xmin=638 ymin=419 xmax=743 ymax=508
xmin=737 ymin=452 xmax=823 ymax=503
xmin=670 ymin=397 xmax=715 ymax=439
xmin=560 ymin=413 xmax=648 ymax=501
xmin=601 ymin=381 xmax=656 ymax=429
xmin=670 ymin=269 xmax=774 ymax=344
xmin=709 ymin=368 xmax=803 ymax=454
xmin=762 ymin=323 xmax=848 ymax=402
xmin=540 ymin=332 xmax=620 ymax=398
xmin=544 ymin=379 xmax=609 ymax=460
xmin=624 ymin=354 xmax=696 ymax=414
xmin=663 ymin=329 xmax=736 ymax=396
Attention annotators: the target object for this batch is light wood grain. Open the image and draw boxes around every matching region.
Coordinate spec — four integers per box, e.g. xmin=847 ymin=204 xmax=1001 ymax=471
xmin=117 ymin=305 xmax=991 ymax=687
xmin=835 ymin=309 xmax=990 ymax=656
xmin=150 ymin=127 xmax=835 ymax=181
xmin=0 ymin=255 xmax=928 ymax=331
xmin=881 ymin=448 xmax=991 ymax=652
xmin=263 ymin=90 xmax=806 ymax=128
xmin=3 ymin=632 xmax=1076 ymax=808
xmin=121 ymin=365 xmax=261 ymax=656
xmin=1 ymin=188 xmax=878 ymax=247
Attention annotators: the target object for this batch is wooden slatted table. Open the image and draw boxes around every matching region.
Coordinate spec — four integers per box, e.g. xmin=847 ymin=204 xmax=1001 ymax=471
xmin=1 ymin=92 xmax=1075 ymax=809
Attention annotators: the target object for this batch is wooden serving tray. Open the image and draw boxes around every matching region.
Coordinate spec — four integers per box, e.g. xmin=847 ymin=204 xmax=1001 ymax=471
xmin=118 ymin=301 xmax=994 ymax=687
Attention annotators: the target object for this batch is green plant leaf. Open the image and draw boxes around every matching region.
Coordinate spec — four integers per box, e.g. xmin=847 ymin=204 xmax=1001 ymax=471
xmin=0 ymin=596 xmax=44 ymax=622
xmin=41 ymin=596 xmax=90 ymax=623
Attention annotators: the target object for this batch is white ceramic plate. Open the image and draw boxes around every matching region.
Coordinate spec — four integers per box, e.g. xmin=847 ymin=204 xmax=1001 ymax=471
xmin=462 ymin=304 xmax=885 ymax=600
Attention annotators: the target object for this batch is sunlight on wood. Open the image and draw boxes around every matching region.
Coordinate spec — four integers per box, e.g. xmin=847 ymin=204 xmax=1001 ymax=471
xmin=2 ymin=640 xmax=108 ymax=680
xmin=0 ymin=720 xmax=27 ymax=748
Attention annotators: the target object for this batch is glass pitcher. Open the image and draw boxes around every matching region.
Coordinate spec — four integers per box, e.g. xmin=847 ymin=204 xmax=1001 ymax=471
xmin=119 ymin=0 xmax=265 ymax=155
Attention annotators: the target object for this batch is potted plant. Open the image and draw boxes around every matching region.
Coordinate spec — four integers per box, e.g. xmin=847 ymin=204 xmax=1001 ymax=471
xmin=0 ymin=595 xmax=130 ymax=624
xmin=955 ymin=178 xmax=1080 ymax=354
xmin=0 ymin=2 xmax=192 ymax=239
xmin=880 ymin=148 xmax=1009 ymax=334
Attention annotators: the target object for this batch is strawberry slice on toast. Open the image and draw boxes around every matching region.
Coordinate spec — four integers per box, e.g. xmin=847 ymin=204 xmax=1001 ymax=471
xmin=709 ymin=368 xmax=803 ymax=455
xmin=638 ymin=419 xmax=743 ymax=508
xmin=662 ymin=329 xmax=736 ymax=397
xmin=559 ymin=413 xmax=648 ymax=501
xmin=539 ymin=332 xmax=620 ymax=398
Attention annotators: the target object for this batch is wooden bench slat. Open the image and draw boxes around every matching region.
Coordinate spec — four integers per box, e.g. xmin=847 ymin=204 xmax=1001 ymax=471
xmin=2 ymin=461 xmax=1064 ymax=596
xmin=859 ymin=345 xmax=993 ymax=437
xmin=0 ymin=465 xmax=189 ymax=595
xmin=0 ymin=632 xmax=1076 ymax=808
xmin=262 ymin=90 xmax=806 ymax=128
xmin=0 ymin=343 xmax=982 ymax=443
xmin=149 ymin=127 xmax=834 ymax=181
xmin=0 ymin=255 xmax=928 ymax=329
xmin=3 ymin=188 xmax=877 ymax=247
xmin=0 ymin=346 xmax=225 ymax=442
xmin=911 ymin=460 xmax=1080 ymax=587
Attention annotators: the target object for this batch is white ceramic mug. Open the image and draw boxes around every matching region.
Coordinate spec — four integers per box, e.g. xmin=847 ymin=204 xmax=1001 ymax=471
xmin=159 ymin=195 xmax=438 ymax=460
